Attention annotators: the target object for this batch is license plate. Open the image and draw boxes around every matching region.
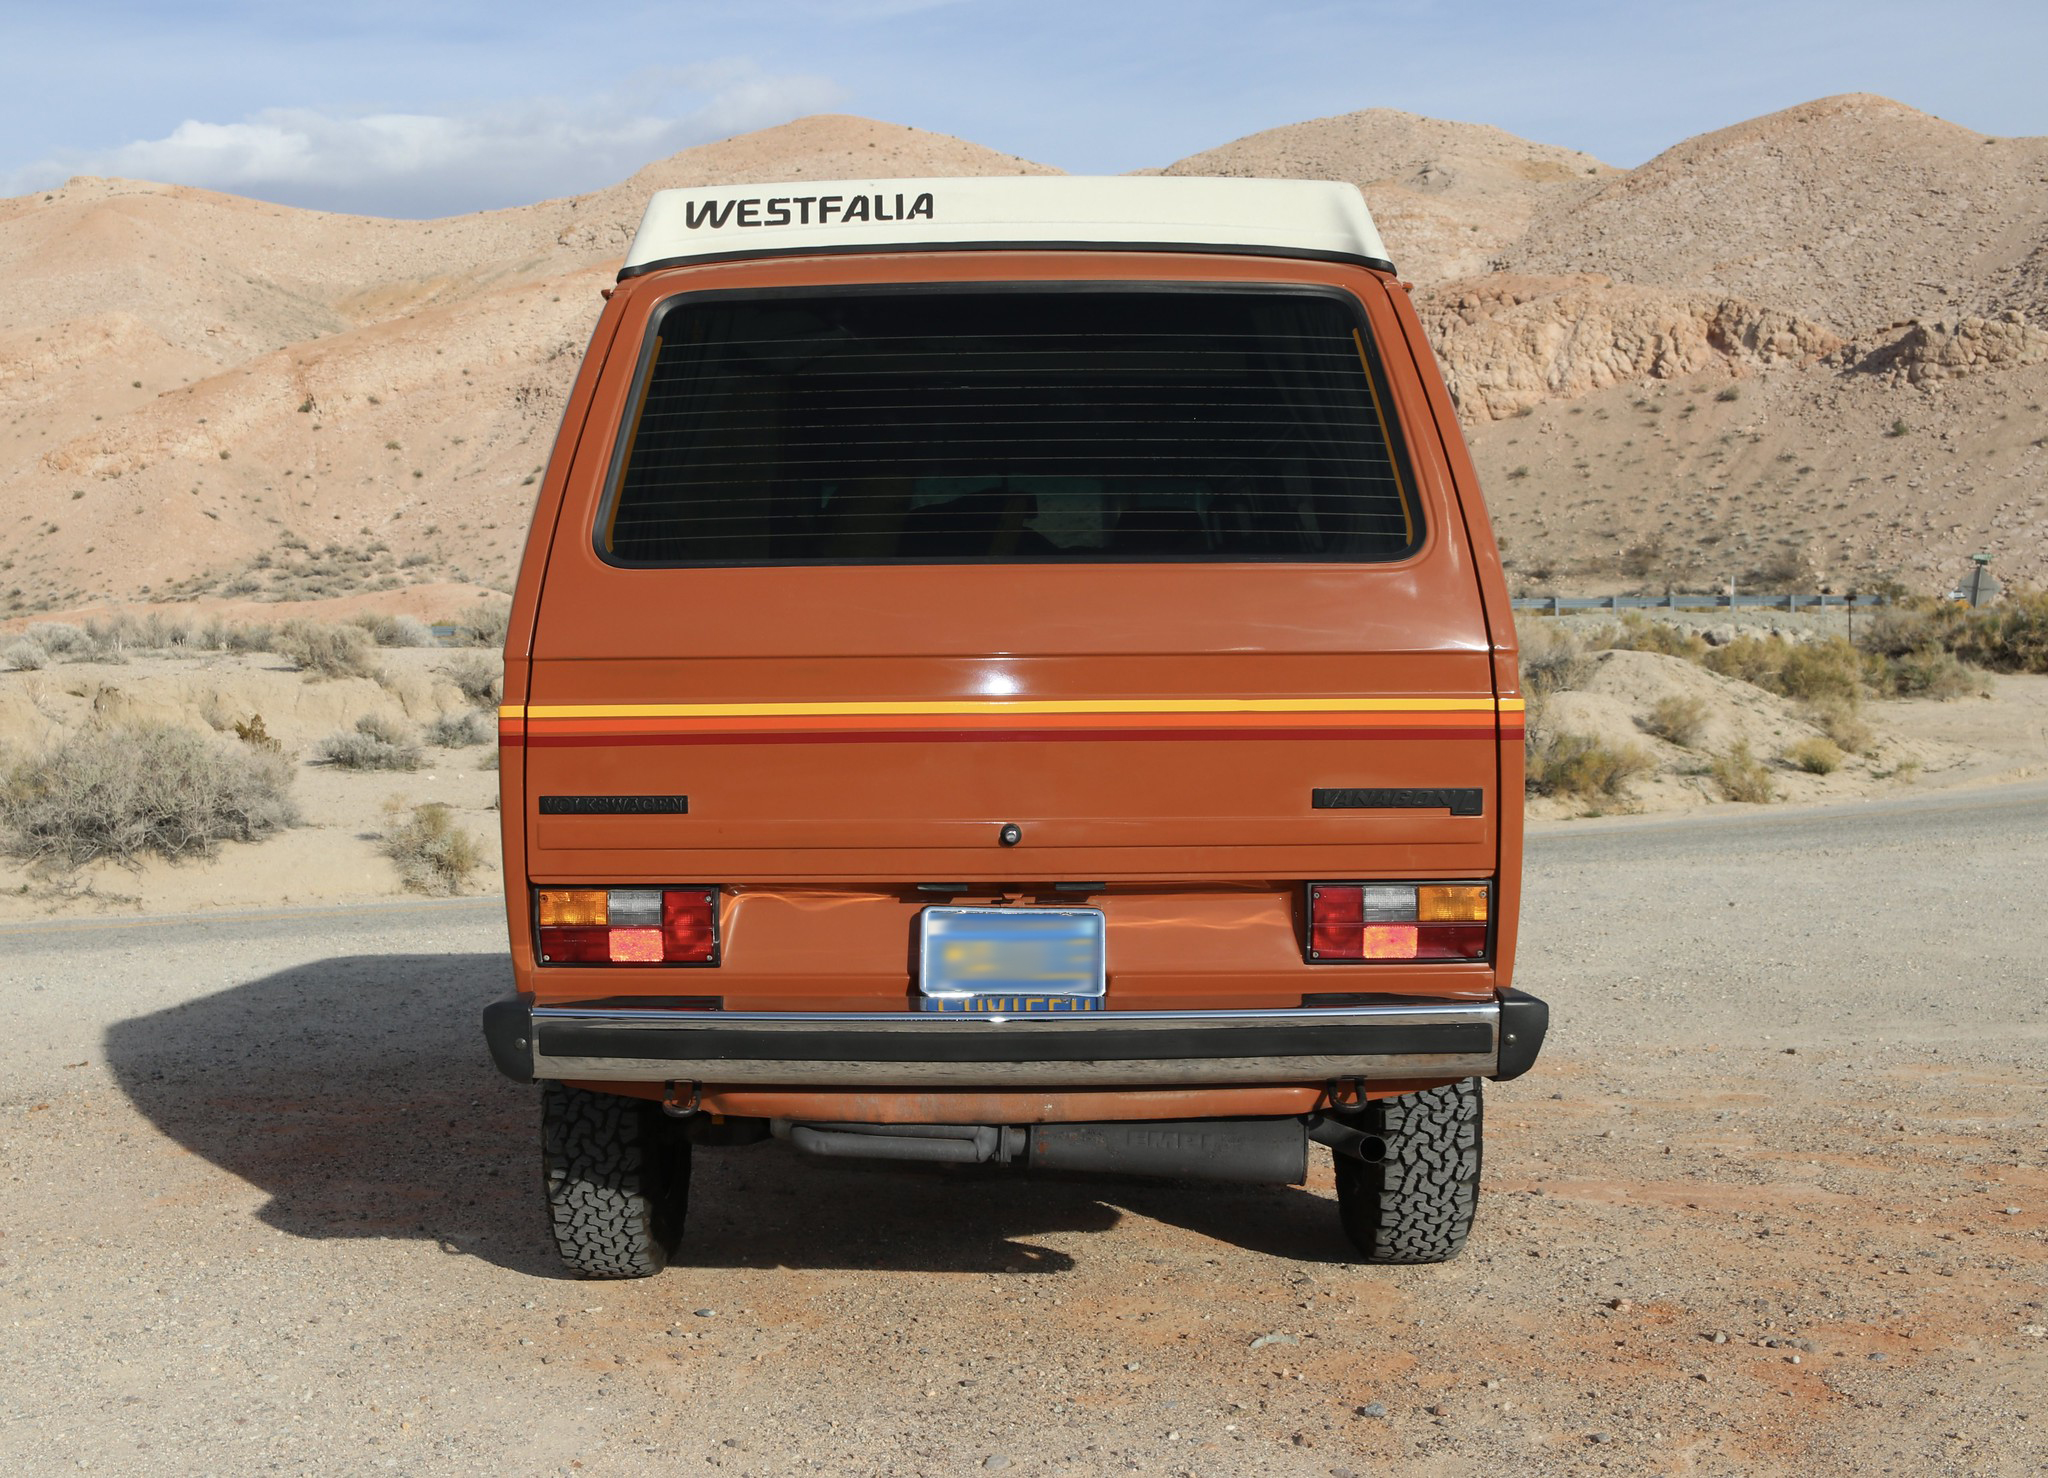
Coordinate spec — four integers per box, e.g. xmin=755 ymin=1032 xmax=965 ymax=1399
xmin=918 ymin=906 xmax=1106 ymax=1012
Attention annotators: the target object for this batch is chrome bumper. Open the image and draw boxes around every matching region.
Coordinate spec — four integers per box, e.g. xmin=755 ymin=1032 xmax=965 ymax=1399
xmin=484 ymin=992 xmax=1548 ymax=1088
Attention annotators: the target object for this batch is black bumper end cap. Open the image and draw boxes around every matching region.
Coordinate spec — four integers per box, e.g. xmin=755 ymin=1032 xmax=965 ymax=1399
xmin=484 ymin=995 xmax=536 ymax=1083
xmin=1494 ymin=988 xmax=1549 ymax=1081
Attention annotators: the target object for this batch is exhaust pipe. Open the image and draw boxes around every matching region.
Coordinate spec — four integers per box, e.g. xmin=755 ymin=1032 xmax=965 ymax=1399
xmin=771 ymin=1120 xmax=1024 ymax=1165
xmin=775 ymin=1117 xmax=1311 ymax=1184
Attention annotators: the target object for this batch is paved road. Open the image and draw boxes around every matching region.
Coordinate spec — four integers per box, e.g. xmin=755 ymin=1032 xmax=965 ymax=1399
xmin=2 ymin=786 xmax=2043 ymax=1476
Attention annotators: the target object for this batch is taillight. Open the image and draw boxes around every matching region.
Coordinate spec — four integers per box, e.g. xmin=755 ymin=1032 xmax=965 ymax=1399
xmin=1307 ymin=883 xmax=1489 ymax=963
xmin=536 ymin=887 xmax=719 ymax=965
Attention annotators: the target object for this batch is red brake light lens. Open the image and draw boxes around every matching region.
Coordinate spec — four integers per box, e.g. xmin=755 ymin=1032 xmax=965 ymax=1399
xmin=1309 ymin=883 xmax=1489 ymax=962
xmin=661 ymin=889 xmax=717 ymax=963
xmin=537 ymin=888 xmax=719 ymax=965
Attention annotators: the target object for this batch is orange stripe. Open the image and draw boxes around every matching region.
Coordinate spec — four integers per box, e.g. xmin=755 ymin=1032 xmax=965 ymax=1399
xmin=524 ymin=710 xmax=1498 ymax=736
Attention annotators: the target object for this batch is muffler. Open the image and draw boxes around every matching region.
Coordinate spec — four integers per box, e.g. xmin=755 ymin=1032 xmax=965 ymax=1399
xmin=1027 ymin=1118 xmax=1308 ymax=1185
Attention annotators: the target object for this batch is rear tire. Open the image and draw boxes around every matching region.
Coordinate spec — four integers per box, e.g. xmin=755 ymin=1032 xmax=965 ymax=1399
xmin=541 ymin=1083 xmax=690 ymax=1278
xmin=1332 ymin=1078 xmax=1481 ymax=1264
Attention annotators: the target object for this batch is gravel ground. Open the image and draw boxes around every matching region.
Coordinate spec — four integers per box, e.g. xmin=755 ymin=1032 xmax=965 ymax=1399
xmin=2 ymin=787 xmax=2044 ymax=1477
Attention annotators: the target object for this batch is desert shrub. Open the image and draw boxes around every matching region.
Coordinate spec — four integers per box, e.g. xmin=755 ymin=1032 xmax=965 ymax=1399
xmin=1800 ymin=694 xmax=1875 ymax=754
xmin=1776 ymin=638 xmax=1864 ymax=705
xmin=1702 ymin=633 xmax=1786 ymax=690
xmin=1710 ymin=740 xmax=1775 ymax=803
xmin=276 ymin=620 xmax=380 ymax=680
xmin=441 ymin=651 xmax=502 ymax=705
xmin=1853 ymin=603 xmax=1943 ymax=660
xmin=222 ymin=621 xmax=276 ymax=654
xmin=138 ymin=612 xmax=192 ymax=649
xmin=452 ymin=600 xmax=511 ymax=648
xmin=0 ymin=721 xmax=298 ymax=866
xmin=317 ymin=714 xmax=421 ymax=771
xmin=351 ymin=612 xmax=437 ymax=648
xmin=382 ymin=802 xmax=482 ymax=894
xmin=1943 ymin=590 xmax=2048 ymax=673
xmin=5 ymin=640 xmax=47 ymax=671
xmin=1526 ymin=731 xmax=1653 ymax=801
xmin=232 ymin=714 xmax=282 ymax=753
xmin=1599 ymin=614 xmax=1708 ymax=662
xmin=1786 ymin=736 xmax=1845 ymax=774
xmin=25 ymin=621 xmax=90 ymax=656
xmin=1518 ymin=622 xmax=1590 ymax=698
xmin=1641 ymin=694 xmax=1709 ymax=748
xmin=424 ymin=709 xmax=494 ymax=747
xmin=83 ymin=613 xmax=145 ymax=651
xmin=1881 ymin=647 xmax=1978 ymax=700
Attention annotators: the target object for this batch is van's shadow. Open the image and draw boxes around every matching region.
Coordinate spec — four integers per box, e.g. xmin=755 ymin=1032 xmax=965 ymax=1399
xmin=104 ymin=954 xmax=1352 ymax=1279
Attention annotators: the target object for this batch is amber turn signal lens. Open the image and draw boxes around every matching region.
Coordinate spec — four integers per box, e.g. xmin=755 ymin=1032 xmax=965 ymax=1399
xmin=538 ymin=889 xmax=607 ymax=927
xmin=1417 ymin=885 xmax=1488 ymax=922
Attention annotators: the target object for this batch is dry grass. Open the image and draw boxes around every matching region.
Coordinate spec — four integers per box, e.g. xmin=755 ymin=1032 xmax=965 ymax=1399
xmin=1711 ymin=740 xmax=1776 ymax=803
xmin=1786 ymin=736 xmax=1845 ymax=774
xmin=1526 ymin=730 xmax=1653 ymax=802
xmin=0 ymin=721 xmax=298 ymax=866
xmin=1641 ymin=694 xmax=1709 ymax=748
xmin=1800 ymin=694 xmax=1876 ymax=754
xmin=381 ymin=801 xmax=482 ymax=894
xmin=1598 ymin=614 xmax=1708 ymax=662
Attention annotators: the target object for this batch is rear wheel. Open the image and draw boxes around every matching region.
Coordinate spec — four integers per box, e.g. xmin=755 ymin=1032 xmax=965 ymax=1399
xmin=1332 ymin=1078 xmax=1481 ymax=1263
xmin=541 ymin=1083 xmax=690 ymax=1278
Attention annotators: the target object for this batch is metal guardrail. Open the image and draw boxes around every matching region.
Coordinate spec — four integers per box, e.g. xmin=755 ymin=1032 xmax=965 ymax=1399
xmin=1510 ymin=593 xmax=1888 ymax=615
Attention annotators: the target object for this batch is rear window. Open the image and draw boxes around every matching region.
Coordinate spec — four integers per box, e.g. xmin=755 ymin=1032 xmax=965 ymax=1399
xmin=599 ymin=286 xmax=1421 ymax=566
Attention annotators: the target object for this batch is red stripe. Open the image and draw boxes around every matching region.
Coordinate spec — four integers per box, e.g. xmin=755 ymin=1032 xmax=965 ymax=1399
xmin=521 ymin=725 xmax=1506 ymax=747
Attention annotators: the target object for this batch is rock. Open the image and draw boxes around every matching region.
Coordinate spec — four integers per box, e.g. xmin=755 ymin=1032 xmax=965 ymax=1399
xmin=1711 ymin=1332 xmax=1728 ymax=1344
xmin=983 ymin=1456 xmax=1012 ymax=1471
xmin=1423 ymin=276 xmax=1844 ymax=421
xmin=1249 ymin=1333 xmax=1299 ymax=1350
xmin=1589 ymin=1432 xmax=1613 ymax=1444
xmin=1355 ymin=1402 xmax=1388 ymax=1419
xmin=693 ymin=1308 xmax=716 ymax=1317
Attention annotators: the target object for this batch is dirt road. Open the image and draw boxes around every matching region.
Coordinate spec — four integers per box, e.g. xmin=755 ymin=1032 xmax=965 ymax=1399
xmin=2 ymin=787 xmax=2044 ymax=1476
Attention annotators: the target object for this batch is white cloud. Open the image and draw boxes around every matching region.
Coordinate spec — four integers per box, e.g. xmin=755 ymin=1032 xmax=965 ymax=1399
xmin=7 ymin=63 xmax=846 ymax=217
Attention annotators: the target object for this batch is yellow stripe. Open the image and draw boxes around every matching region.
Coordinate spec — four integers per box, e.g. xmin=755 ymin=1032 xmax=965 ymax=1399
xmin=516 ymin=697 xmax=1505 ymax=720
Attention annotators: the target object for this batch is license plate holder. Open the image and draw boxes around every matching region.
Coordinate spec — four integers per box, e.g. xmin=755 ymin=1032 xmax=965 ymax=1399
xmin=918 ymin=906 xmax=1106 ymax=1013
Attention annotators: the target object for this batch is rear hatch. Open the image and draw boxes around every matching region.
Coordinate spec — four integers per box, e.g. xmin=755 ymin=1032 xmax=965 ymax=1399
xmin=517 ymin=267 xmax=1502 ymax=996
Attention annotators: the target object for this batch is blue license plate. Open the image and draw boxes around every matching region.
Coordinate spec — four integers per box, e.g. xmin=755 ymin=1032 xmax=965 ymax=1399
xmin=918 ymin=906 xmax=1106 ymax=1011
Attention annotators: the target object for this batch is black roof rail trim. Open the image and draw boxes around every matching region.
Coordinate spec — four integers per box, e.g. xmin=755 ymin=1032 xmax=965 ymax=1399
xmin=616 ymin=240 xmax=1399 ymax=282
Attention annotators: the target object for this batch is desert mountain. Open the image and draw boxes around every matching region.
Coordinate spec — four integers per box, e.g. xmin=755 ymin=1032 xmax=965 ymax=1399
xmin=1161 ymin=107 xmax=1616 ymax=287
xmin=1 ymin=100 xmax=2044 ymax=621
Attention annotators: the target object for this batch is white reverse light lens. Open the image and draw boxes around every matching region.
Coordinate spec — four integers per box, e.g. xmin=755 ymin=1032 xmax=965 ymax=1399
xmin=607 ymin=889 xmax=663 ymax=927
xmin=1361 ymin=885 xmax=1417 ymax=922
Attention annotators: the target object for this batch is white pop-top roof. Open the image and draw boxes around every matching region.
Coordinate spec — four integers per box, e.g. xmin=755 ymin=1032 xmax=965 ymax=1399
xmin=620 ymin=176 xmax=1391 ymax=276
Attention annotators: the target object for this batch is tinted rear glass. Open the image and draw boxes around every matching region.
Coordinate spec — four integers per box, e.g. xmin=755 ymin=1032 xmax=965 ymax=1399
xmin=601 ymin=287 xmax=1420 ymax=565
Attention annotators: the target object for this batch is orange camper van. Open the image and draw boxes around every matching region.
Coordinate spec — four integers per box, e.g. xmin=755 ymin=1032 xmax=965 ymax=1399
xmin=483 ymin=176 xmax=1546 ymax=1278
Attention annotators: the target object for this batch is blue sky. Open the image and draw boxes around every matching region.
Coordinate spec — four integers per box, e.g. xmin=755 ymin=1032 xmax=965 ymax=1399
xmin=7 ymin=0 xmax=2046 ymax=217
